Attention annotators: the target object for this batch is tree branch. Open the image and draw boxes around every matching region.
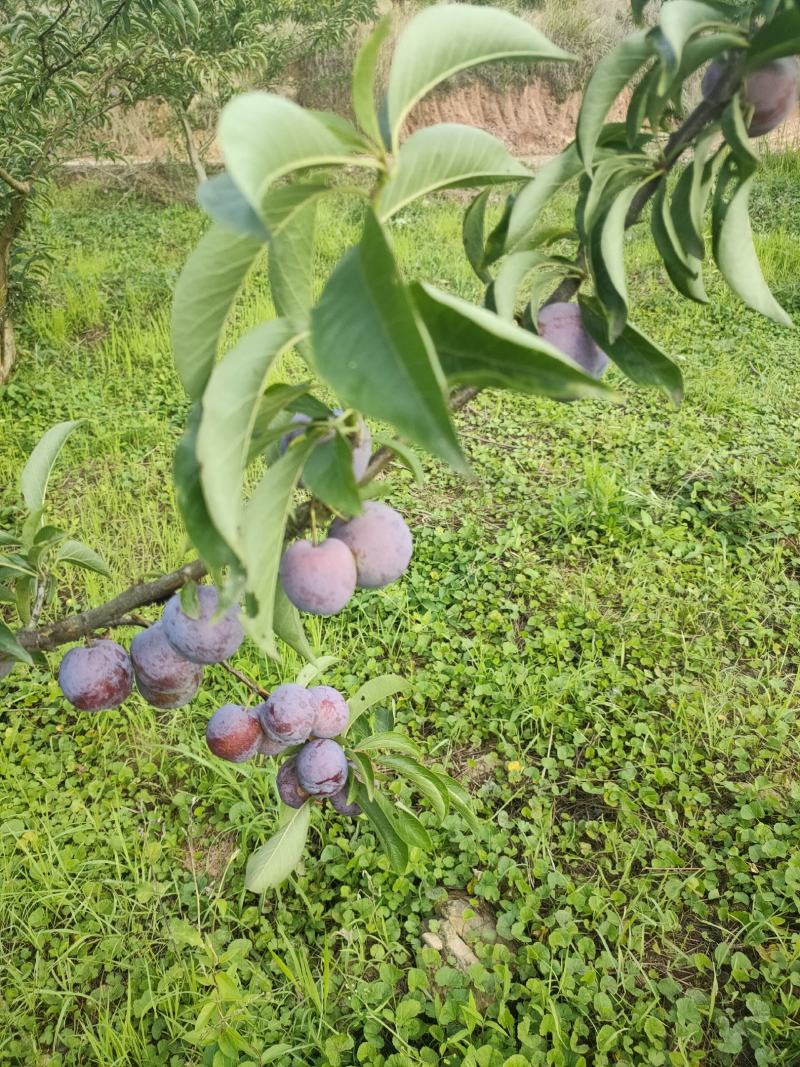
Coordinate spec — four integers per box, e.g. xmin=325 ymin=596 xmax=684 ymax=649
xmin=543 ymin=53 xmax=747 ymax=309
xmin=11 ymin=58 xmax=748 ymax=656
xmin=0 ymin=169 xmax=30 ymax=197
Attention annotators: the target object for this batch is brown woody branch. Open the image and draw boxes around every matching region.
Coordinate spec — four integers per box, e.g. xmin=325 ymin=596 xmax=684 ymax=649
xmin=14 ymin=58 xmax=748 ymax=655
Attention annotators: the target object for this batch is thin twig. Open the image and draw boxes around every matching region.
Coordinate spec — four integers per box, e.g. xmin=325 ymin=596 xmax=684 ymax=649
xmin=219 ymin=663 xmax=270 ymax=700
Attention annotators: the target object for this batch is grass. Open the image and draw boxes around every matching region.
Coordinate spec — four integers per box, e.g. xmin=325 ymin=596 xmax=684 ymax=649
xmin=1 ymin=155 xmax=800 ymax=1066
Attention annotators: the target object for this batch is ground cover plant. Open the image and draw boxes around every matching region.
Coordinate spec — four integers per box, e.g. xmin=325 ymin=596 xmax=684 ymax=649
xmin=2 ymin=0 xmax=800 ymax=1063
xmin=1 ymin=154 xmax=799 ymax=1065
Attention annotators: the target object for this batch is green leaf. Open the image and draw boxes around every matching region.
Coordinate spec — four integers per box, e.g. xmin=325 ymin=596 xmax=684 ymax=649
xmin=56 ymin=539 xmax=110 ymax=576
xmin=273 ymin=584 xmax=317 ymax=664
xmin=587 ymin=180 xmax=642 ymax=341
xmin=579 ymin=296 xmax=684 ymax=404
xmin=378 ymin=125 xmax=530 ymax=220
xmin=311 ymin=210 xmax=468 ymax=473
xmin=721 ymin=94 xmax=759 ymax=175
xmin=712 ymin=158 xmax=792 ymax=327
xmin=652 ymin=1 xmax=729 ymax=89
xmin=245 ymin=803 xmax=311 ymax=893
xmin=358 ymin=788 xmax=409 ymax=872
xmin=355 ymin=731 xmax=422 ymax=757
xmin=219 ymin=93 xmax=371 ymax=212
xmin=174 ymin=405 xmax=240 ymax=578
xmin=651 ymin=181 xmax=708 ymax=303
xmin=21 ymin=421 xmax=82 ymax=512
xmin=432 ymin=771 xmax=481 ymax=834
xmin=577 ymin=31 xmax=652 ymax=167
xmin=247 ymin=383 xmax=316 ymax=464
xmin=0 ymin=531 xmax=22 ymax=547
xmin=491 ymin=250 xmax=556 ymax=321
xmin=378 ymin=754 xmax=449 ymax=821
xmin=462 ymin=189 xmax=493 ymax=283
xmin=349 ymin=751 xmax=376 ymax=800
xmin=413 ymin=283 xmax=614 ymax=402
xmin=345 ymin=674 xmax=410 ymax=735
xmin=747 ymin=8 xmax=800 ymax=67
xmin=268 ymin=198 xmax=318 ymax=336
xmin=506 ymin=144 xmax=583 ymax=250
xmin=295 ymin=655 xmax=338 ymax=688
xmin=197 ymin=318 xmax=305 ymax=555
xmin=371 ymin=434 xmax=424 ymax=484
xmin=241 ymin=438 xmax=317 ymax=658
xmin=0 ymin=622 xmax=33 ymax=666
xmin=390 ymin=802 xmax=433 ymax=851
xmin=196 ymin=172 xmax=268 ymax=240
xmin=670 ymin=126 xmax=717 ymax=261
xmin=352 ymin=15 xmax=392 ymax=145
xmin=302 ymin=433 xmax=362 ymax=517
xmin=171 ymin=224 xmax=262 ymax=400
xmin=386 ymin=4 xmax=572 ymax=149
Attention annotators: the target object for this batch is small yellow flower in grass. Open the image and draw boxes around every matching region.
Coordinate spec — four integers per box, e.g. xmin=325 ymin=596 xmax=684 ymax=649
xmin=507 ymin=760 xmax=522 ymax=774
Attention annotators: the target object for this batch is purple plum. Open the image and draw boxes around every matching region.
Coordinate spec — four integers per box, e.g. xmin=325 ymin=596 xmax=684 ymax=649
xmin=276 ymin=759 xmax=310 ymax=809
xmin=310 ymin=685 xmax=349 ymax=738
xmin=295 ymin=738 xmax=348 ymax=797
xmin=257 ymin=683 xmax=315 ymax=745
xmin=279 ymin=538 xmax=357 ymax=616
xmin=58 ymin=640 xmax=133 ymax=711
xmin=131 ymin=622 xmax=203 ymax=708
xmin=703 ymin=57 xmax=799 ymax=137
xmin=538 ymin=302 xmax=609 ymax=380
xmin=329 ymin=501 xmax=413 ymax=589
xmin=329 ymin=786 xmax=361 ymax=817
xmin=162 ymin=586 xmax=243 ymax=665
xmin=205 ymin=704 xmax=263 ymax=763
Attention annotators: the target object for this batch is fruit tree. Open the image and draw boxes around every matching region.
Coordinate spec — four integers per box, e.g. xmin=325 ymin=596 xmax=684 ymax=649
xmin=2 ymin=0 xmax=799 ymax=892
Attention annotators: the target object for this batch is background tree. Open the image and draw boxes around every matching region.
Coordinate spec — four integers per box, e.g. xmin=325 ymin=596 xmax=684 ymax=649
xmin=131 ymin=0 xmax=380 ymax=183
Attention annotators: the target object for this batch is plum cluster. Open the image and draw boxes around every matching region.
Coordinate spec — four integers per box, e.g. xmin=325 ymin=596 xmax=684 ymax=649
xmin=205 ymin=683 xmax=359 ymax=816
xmin=280 ymin=500 xmax=414 ymax=617
xmin=58 ymin=585 xmax=243 ymax=711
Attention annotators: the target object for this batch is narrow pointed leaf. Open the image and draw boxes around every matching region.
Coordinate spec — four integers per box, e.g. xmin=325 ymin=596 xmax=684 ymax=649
xmin=0 ymin=622 xmax=33 ymax=666
xmin=378 ymin=125 xmax=531 ymax=220
xmin=353 ymin=15 xmax=392 ymax=145
xmin=219 ymin=93 xmax=369 ymax=211
xmin=413 ymin=283 xmax=614 ymax=401
xmin=579 ymin=296 xmax=684 ymax=404
xmin=492 ymin=251 xmax=551 ymax=321
xmin=651 ymin=182 xmax=707 ymax=303
xmin=302 ymin=433 xmax=362 ymax=517
xmin=588 ymin=181 xmax=641 ymax=341
xmin=268 ymin=199 xmax=318 ymax=334
xmin=670 ymin=126 xmax=717 ymax=261
xmin=172 ymin=224 xmax=262 ymax=400
xmin=21 ymin=421 xmax=82 ymax=512
xmin=245 ymin=803 xmax=311 ymax=893
xmin=712 ymin=158 xmax=791 ymax=327
xmin=350 ymin=752 xmax=376 ymax=799
xmin=577 ymin=31 xmax=652 ymax=167
xmin=56 ymin=539 xmax=111 ymax=576
xmin=358 ymin=789 xmax=409 ymax=872
xmin=174 ymin=406 xmax=240 ymax=577
xmin=653 ymin=2 xmax=729 ymax=88
xmin=311 ymin=211 xmax=468 ymax=472
xmin=197 ymin=172 xmax=268 ymax=240
xmin=386 ymin=4 xmax=572 ymax=148
xmin=506 ymin=144 xmax=583 ymax=250
xmin=378 ymin=754 xmax=449 ymax=821
xmin=463 ymin=188 xmax=492 ymax=283
xmin=355 ymin=731 xmax=422 ymax=757
xmin=241 ymin=438 xmax=317 ymax=658
xmin=273 ymin=585 xmax=317 ymax=664
xmin=197 ymin=319 xmax=305 ymax=554
xmin=390 ymin=802 xmax=433 ymax=851
xmin=345 ymin=674 xmax=410 ymax=735
xmin=747 ymin=8 xmax=800 ymax=67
